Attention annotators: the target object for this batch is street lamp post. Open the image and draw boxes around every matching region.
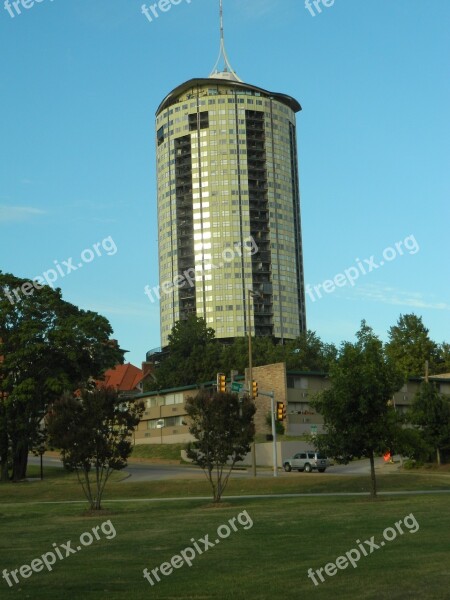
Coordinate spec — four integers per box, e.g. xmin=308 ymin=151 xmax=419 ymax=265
xmin=247 ymin=288 xmax=259 ymax=477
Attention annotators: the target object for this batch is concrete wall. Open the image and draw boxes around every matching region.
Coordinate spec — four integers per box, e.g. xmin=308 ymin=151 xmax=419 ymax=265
xmin=237 ymin=441 xmax=315 ymax=468
xmin=182 ymin=441 xmax=315 ymax=468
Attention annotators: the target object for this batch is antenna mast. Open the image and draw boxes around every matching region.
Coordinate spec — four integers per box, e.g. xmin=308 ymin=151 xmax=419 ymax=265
xmin=209 ymin=0 xmax=242 ymax=82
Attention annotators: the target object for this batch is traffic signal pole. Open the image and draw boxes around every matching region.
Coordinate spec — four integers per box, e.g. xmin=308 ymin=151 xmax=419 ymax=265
xmin=270 ymin=393 xmax=278 ymax=478
xmin=247 ymin=288 xmax=257 ymax=478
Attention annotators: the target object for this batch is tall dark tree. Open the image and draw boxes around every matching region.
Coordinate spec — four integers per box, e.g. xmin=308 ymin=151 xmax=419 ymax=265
xmin=386 ymin=314 xmax=439 ymax=378
xmin=284 ymin=331 xmax=337 ymax=371
xmin=312 ymin=321 xmax=404 ymax=498
xmin=409 ymin=381 xmax=450 ymax=465
xmin=145 ymin=316 xmax=221 ymax=391
xmin=47 ymin=387 xmax=144 ymax=509
xmin=148 ymin=318 xmax=338 ymax=392
xmin=0 ymin=272 xmax=123 ymax=482
xmin=185 ymin=390 xmax=255 ymax=503
xmin=436 ymin=342 xmax=450 ymax=374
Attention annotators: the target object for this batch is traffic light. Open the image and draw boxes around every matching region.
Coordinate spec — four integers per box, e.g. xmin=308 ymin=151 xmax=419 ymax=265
xmin=276 ymin=401 xmax=285 ymax=421
xmin=217 ymin=373 xmax=226 ymax=393
xmin=251 ymin=380 xmax=258 ymax=399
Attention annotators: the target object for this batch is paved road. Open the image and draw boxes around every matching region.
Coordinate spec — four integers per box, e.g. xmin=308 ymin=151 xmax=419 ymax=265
xmin=28 ymin=455 xmax=397 ymax=482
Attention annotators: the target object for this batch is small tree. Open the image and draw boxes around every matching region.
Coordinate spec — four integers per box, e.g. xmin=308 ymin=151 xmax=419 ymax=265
xmin=312 ymin=321 xmax=403 ymax=498
xmin=409 ymin=382 xmax=450 ymax=465
xmin=47 ymin=387 xmax=143 ymax=510
xmin=185 ymin=391 xmax=255 ymax=503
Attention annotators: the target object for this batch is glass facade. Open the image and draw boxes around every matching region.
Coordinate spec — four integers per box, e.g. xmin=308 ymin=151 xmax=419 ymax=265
xmin=156 ymin=79 xmax=306 ymax=347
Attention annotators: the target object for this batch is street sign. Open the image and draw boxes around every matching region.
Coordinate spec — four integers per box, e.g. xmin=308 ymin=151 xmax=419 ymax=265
xmin=310 ymin=425 xmax=317 ymax=434
xmin=231 ymin=382 xmax=243 ymax=392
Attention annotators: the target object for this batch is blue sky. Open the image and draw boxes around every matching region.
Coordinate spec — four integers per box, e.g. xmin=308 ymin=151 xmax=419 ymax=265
xmin=0 ymin=0 xmax=449 ymax=366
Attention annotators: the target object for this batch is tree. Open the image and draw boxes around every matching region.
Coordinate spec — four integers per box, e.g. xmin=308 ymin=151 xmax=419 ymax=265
xmin=436 ymin=342 xmax=450 ymax=374
xmin=0 ymin=271 xmax=123 ymax=482
xmin=147 ymin=318 xmax=338 ymax=393
xmin=47 ymin=387 xmax=144 ymax=510
xmin=145 ymin=316 xmax=221 ymax=391
xmin=386 ymin=314 xmax=439 ymax=378
xmin=409 ymin=382 xmax=450 ymax=465
xmin=284 ymin=331 xmax=337 ymax=371
xmin=311 ymin=321 xmax=404 ymax=498
xmin=185 ymin=390 xmax=255 ymax=503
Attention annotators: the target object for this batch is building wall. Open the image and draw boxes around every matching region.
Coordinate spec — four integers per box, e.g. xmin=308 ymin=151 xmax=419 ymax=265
xmin=135 ymin=389 xmax=194 ymax=445
xmin=156 ymin=80 xmax=306 ymax=347
xmin=134 ymin=366 xmax=450 ymax=445
xmin=247 ymin=362 xmax=287 ymax=436
xmin=286 ymin=373 xmax=328 ymax=435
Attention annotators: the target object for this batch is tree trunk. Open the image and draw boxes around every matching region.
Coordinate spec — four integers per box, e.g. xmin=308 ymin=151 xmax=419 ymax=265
xmin=215 ymin=483 xmax=222 ymax=503
xmin=436 ymin=447 xmax=441 ymax=466
xmin=12 ymin=441 xmax=28 ymax=482
xmin=369 ymin=451 xmax=377 ymax=499
xmin=0 ymin=458 xmax=8 ymax=482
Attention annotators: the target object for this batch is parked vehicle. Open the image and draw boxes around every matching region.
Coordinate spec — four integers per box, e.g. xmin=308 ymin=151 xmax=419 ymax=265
xmin=283 ymin=451 xmax=328 ymax=473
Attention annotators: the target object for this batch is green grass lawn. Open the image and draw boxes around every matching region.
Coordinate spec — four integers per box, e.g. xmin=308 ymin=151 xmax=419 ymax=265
xmin=0 ymin=491 xmax=448 ymax=600
xmin=130 ymin=444 xmax=185 ymax=461
xmin=1 ymin=465 xmax=449 ymax=506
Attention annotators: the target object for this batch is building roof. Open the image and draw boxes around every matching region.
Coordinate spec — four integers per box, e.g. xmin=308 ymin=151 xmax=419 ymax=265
xmin=98 ymin=363 xmax=143 ymax=392
xmin=156 ymin=78 xmax=302 ymax=115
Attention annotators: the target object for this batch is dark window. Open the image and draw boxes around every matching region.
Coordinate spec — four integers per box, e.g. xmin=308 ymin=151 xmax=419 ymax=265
xmin=157 ymin=126 xmax=165 ymax=146
xmin=189 ymin=111 xmax=209 ymax=131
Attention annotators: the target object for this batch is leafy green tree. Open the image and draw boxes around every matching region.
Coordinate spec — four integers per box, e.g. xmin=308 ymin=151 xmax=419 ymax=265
xmin=284 ymin=331 xmax=337 ymax=371
xmin=220 ymin=331 xmax=336 ymax=374
xmin=185 ymin=390 xmax=255 ymax=503
xmin=148 ymin=319 xmax=338 ymax=392
xmin=436 ymin=342 xmax=450 ymax=374
xmin=220 ymin=337 xmax=249 ymax=375
xmin=0 ymin=272 xmax=123 ymax=482
xmin=145 ymin=316 xmax=221 ymax=391
xmin=408 ymin=382 xmax=450 ymax=465
xmin=386 ymin=314 xmax=440 ymax=378
xmin=312 ymin=321 xmax=404 ymax=498
xmin=47 ymin=387 xmax=144 ymax=509
xmin=392 ymin=425 xmax=433 ymax=464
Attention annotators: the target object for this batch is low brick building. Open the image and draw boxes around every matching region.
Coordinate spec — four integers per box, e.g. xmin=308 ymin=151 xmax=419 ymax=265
xmin=133 ymin=364 xmax=450 ymax=444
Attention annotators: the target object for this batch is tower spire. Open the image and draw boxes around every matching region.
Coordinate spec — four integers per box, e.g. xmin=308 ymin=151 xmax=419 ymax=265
xmin=209 ymin=0 xmax=243 ymax=82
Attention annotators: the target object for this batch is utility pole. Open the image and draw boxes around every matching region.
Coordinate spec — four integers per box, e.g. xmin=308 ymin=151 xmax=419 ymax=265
xmin=247 ymin=288 xmax=257 ymax=477
xmin=270 ymin=393 xmax=278 ymax=477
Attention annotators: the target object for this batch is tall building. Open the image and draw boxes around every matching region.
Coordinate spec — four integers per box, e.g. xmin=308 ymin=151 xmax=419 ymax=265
xmin=155 ymin=1 xmax=306 ymax=348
